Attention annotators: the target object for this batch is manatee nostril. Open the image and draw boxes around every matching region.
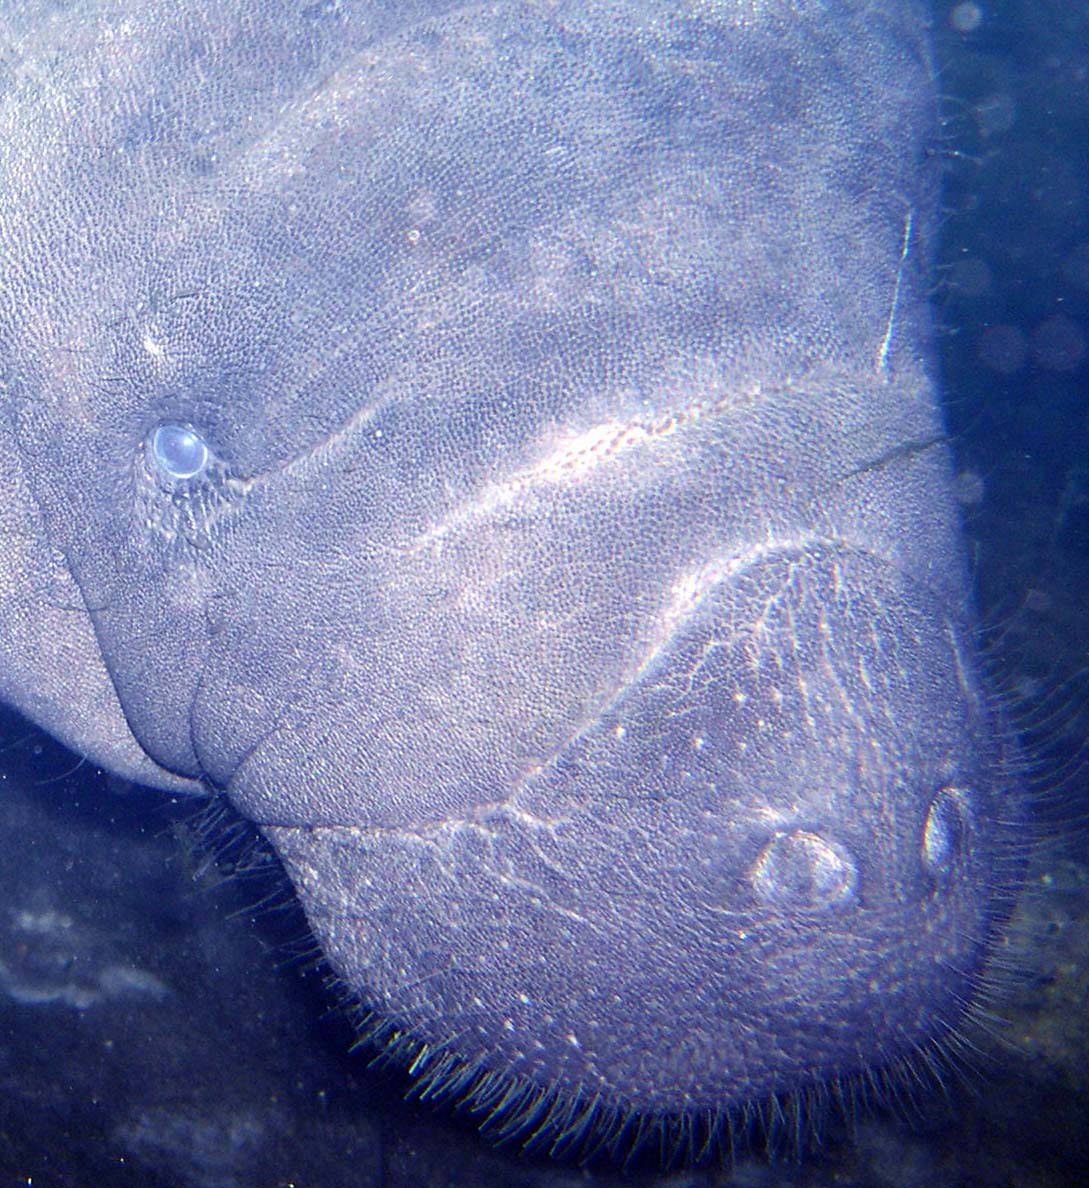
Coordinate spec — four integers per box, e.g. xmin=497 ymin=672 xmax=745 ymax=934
xmin=921 ymin=785 xmax=969 ymax=879
xmin=150 ymin=423 xmax=210 ymax=483
xmin=749 ymin=829 xmax=859 ymax=912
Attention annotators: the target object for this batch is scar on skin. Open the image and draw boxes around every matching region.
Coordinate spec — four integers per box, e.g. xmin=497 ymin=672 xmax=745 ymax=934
xmin=414 ymin=378 xmax=762 ymax=548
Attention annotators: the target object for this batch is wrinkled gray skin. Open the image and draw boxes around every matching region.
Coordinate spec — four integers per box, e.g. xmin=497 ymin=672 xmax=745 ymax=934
xmin=0 ymin=0 xmax=1018 ymax=1142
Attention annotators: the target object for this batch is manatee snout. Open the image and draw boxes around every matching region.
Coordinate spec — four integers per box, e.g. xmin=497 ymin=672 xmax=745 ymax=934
xmin=266 ymin=541 xmax=1015 ymax=1135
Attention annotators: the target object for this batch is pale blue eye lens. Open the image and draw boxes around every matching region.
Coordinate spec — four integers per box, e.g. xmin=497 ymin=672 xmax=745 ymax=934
xmin=151 ymin=424 xmax=209 ymax=481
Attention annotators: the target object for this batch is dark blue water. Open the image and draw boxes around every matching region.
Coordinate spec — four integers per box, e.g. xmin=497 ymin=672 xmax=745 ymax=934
xmin=0 ymin=2 xmax=1086 ymax=1185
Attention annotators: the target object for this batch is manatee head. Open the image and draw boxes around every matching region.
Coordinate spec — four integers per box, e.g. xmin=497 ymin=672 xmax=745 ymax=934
xmin=0 ymin=0 xmax=1025 ymax=1160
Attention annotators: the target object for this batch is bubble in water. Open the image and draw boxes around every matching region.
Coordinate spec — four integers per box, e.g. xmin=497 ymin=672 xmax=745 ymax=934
xmin=973 ymin=92 xmax=1016 ymax=137
xmin=950 ymin=2 xmax=983 ymax=34
xmin=1031 ymin=315 xmax=1086 ymax=372
xmin=954 ymin=469 xmax=986 ymax=508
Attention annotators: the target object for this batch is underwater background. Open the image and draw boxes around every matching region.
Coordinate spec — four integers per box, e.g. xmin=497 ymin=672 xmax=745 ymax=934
xmin=1 ymin=1 xmax=1087 ymax=1185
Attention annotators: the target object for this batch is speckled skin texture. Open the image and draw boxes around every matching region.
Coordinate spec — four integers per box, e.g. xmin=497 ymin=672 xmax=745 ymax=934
xmin=0 ymin=0 xmax=1020 ymax=1146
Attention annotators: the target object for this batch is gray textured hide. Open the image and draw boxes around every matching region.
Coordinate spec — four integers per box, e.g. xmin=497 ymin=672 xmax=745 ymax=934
xmin=0 ymin=0 xmax=1020 ymax=1148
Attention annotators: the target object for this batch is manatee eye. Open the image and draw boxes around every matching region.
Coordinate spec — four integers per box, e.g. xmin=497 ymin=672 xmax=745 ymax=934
xmin=150 ymin=423 xmax=210 ymax=483
xmin=138 ymin=422 xmax=239 ymax=549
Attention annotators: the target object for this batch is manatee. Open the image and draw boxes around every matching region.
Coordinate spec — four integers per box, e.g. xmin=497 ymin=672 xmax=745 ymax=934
xmin=0 ymin=0 xmax=1024 ymax=1162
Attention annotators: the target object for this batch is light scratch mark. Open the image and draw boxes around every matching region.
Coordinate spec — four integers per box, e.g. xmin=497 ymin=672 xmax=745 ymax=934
xmin=876 ymin=207 xmax=913 ymax=378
